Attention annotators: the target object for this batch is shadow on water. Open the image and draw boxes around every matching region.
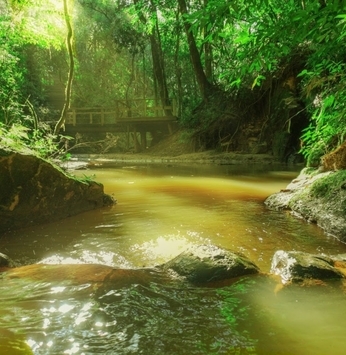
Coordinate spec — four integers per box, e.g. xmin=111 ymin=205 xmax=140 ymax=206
xmin=1 ymin=162 xmax=346 ymax=354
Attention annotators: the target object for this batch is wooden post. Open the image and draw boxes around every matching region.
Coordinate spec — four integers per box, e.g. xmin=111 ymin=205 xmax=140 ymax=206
xmin=126 ymin=124 xmax=130 ymax=150
xmin=140 ymin=130 xmax=147 ymax=149
xmin=167 ymin=122 xmax=173 ymax=135
xmin=172 ymin=98 xmax=177 ymax=116
xmin=133 ymin=125 xmax=140 ymax=152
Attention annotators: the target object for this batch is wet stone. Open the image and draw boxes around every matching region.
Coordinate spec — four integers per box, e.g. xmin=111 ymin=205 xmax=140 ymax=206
xmin=271 ymin=250 xmax=344 ymax=284
xmin=0 ymin=151 xmax=114 ymax=233
xmin=161 ymin=244 xmax=260 ymax=284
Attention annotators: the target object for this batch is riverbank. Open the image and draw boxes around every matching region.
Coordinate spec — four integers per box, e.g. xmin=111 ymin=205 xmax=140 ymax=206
xmin=62 ymin=151 xmax=280 ymax=168
xmin=265 ymin=168 xmax=346 ymax=243
xmin=0 ymin=150 xmax=114 ymax=235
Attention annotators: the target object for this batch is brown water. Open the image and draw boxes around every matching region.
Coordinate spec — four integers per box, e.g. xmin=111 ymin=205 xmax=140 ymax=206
xmin=1 ymin=162 xmax=346 ymax=354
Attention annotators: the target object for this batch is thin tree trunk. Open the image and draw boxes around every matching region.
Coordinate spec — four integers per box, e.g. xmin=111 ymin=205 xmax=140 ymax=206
xmin=125 ymin=53 xmax=136 ymax=116
xmin=149 ymin=33 xmax=171 ymax=116
xmin=54 ymin=0 xmax=74 ymax=135
xmin=203 ymin=0 xmax=213 ymax=81
xmin=178 ymin=0 xmax=212 ymax=101
xmin=174 ymin=13 xmax=183 ymax=118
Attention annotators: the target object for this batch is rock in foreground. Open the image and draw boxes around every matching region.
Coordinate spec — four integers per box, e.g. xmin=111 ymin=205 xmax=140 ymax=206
xmin=161 ymin=244 xmax=260 ymax=283
xmin=271 ymin=250 xmax=344 ymax=284
xmin=1 ymin=244 xmax=260 ymax=286
xmin=0 ymin=150 xmax=114 ymax=234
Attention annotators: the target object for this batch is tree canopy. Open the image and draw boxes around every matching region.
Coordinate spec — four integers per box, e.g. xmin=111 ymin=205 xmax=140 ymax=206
xmin=1 ymin=0 xmax=346 ymax=163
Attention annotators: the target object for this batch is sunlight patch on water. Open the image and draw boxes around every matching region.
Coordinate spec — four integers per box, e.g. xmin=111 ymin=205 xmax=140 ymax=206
xmin=94 ymin=223 xmax=123 ymax=229
xmin=50 ymin=286 xmax=66 ymax=294
xmin=39 ymin=256 xmax=84 ymax=264
xmin=75 ymin=302 xmax=94 ymax=326
xmin=64 ymin=340 xmax=81 ymax=355
xmin=39 ymin=250 xmax=133 ymax=268
xmin=126 ymin=227 xmax=215 ymax=266
xmin=130 ymin=235 xmax=194 ymax=265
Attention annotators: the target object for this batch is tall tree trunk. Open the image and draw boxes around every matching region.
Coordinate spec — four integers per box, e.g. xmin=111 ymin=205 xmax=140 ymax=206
xmin=133 ymin=0 xmax=172 ymax=116
xmin=174 ymin=27 xmax=183 ymax=118
xmin=173 ymin=9 xmax=184 ymax=118
xmin=203 ymin=0 xmax=213 ymax=82
xmin=149 ymin=31 xmax=171 ymax=116
xmin=54 ymin=0 xmax=74 ymax=135
xmin=204 ymin=42 xmax=213 ymax=82
xmin=178 ymin=0 xmax=212 ymax=101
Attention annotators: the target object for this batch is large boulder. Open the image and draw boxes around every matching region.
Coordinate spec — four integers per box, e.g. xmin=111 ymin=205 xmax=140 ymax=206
xmin=265 ymin=168 xmax=346 ymax=242
xmin=161 ymin=244 xmax=260 ymax=283
xmin=0 ymin=150 xmax=114 ymax=234
xmin=271 ymin=250 xmax=344 ymax=284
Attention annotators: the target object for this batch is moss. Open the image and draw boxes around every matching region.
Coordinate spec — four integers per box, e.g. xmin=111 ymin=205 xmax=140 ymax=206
xmin=310 ymin=170 xmax=346 ymax=199
xmin=306 ymin=142 xmax=326 ymax=167
xmin=301 ymin=167 xmax=319 ymax=176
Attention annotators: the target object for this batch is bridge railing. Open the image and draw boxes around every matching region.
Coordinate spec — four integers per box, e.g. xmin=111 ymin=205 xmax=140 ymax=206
xmin=66 ymin=98 xmax=176 ymax=126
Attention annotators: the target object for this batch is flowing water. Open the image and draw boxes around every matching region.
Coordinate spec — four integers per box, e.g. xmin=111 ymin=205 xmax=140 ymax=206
xmin=1 ymin=161 xmax=346 ymax=354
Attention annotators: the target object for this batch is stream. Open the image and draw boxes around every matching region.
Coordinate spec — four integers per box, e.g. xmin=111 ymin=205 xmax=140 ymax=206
xmin=1 ymin=161 xmax=346 ymax=354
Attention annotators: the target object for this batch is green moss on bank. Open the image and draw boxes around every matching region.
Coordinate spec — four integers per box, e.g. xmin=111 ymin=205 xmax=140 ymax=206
xmin=310 ymin=170 xmax=346 ymax=199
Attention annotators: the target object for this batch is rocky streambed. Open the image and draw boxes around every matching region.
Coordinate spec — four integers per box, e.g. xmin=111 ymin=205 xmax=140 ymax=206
xmin=1 ymin=244 xmax=346 ymax=290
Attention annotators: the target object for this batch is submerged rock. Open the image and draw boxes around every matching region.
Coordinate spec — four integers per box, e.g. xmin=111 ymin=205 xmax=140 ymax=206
xmin=161 ymin=244 xmax=260 ymax=283
xmin=271 ymin=250 xmax=344 ymax=284
xmin=0 ymin=150 xmax=115 ymax=234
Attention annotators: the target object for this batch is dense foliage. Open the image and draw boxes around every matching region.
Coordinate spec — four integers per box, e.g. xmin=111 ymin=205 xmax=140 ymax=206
xmin=1 ymin=0 xmax=346 ymax=162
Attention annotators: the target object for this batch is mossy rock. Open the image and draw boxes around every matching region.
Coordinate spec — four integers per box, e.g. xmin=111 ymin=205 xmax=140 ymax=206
xmin=0 ymin=152 xmax=114 ymax=234
xmin=271 ymin=250 xmax=344 ymax=284
xmin=162 ymin=244 xmax=260 ymax=284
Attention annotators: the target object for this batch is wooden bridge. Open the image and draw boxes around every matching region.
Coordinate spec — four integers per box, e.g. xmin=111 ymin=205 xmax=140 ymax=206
xmin=65 ymin=99 xmax=178 ymax=151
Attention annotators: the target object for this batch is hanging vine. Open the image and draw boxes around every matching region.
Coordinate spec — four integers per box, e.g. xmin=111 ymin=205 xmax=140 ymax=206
xmin=54 ymin=0 xmax=74 ymax=135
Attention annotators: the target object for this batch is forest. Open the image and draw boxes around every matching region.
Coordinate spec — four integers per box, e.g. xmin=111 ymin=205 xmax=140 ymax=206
xmin=1 ymin=0 xmax=346 ymax=164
